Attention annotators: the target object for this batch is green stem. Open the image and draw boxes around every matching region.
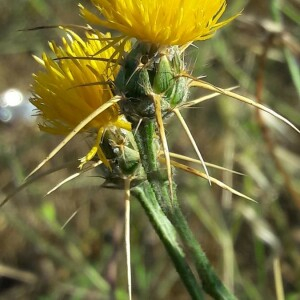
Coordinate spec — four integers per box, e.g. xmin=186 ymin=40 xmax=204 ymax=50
xmin=134 ymin=118 xmax=237 ymax=300
xmin=132 ymin=182 xmax=204 ymax=300
xmin=171 ymin=198 xmax=237 ymax=300
xmin=134 ymin=119 xmax=172 ymax=210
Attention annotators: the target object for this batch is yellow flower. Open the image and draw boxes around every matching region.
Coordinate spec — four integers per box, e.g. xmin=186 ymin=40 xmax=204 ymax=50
xmin=80 ymin=0 xmax=236 ymax=46
xmin=31 ymin=29 xmax=131 ymax=166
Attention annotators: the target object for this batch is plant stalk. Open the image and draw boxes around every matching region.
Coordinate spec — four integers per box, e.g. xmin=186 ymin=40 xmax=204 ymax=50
xmin=134 ymin=118 xmax=237 ymax=300
xmin=132 ymin=182 xmax=204 ymax=300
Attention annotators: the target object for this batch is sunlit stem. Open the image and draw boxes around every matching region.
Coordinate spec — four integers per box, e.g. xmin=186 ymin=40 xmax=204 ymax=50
xmin=124 ymin=178 xmax=132 ymax=300
xmin=273 ymin=257 xmax=285 ymax=300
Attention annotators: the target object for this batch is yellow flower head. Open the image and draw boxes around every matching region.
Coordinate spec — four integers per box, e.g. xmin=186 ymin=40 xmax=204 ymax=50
xmin=31 ymin=29 xmax=129 ymax=135
xmin=80 ymin=0 xmax=235 ymax=46
xmin=31 ymin=29 xmax=131 ymax=167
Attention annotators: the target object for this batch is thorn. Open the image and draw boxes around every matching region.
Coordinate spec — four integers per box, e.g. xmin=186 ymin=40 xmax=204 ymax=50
xmin=152 ymin=93 xmax=174 ymax=203
xmin=174 ymin=108 xmax=211 ymax=185
xmin=25 ymin=96 xmax=121 ymax=180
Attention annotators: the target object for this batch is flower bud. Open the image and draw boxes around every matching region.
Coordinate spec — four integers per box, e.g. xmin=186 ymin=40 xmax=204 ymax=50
xmin=116 ymin=43 xmax=189 ymax=124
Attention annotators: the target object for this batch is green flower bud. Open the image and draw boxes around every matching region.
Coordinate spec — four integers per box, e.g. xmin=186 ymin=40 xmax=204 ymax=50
xmin=116 ymin=43 xmax=189 ymax=124
xmin=153 ymin=54 xmax=174 ymax=95
xmin=98 ymin=127 xmax=145 ymax=188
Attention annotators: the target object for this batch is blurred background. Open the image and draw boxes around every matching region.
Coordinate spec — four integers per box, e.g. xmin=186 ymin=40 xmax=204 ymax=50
xmin=0 ymin=0 xmax=299 ymax=299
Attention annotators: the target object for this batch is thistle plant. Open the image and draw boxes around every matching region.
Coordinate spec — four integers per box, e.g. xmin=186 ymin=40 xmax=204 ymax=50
xmin=5 ymin=0 xmax=299 ymax=299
